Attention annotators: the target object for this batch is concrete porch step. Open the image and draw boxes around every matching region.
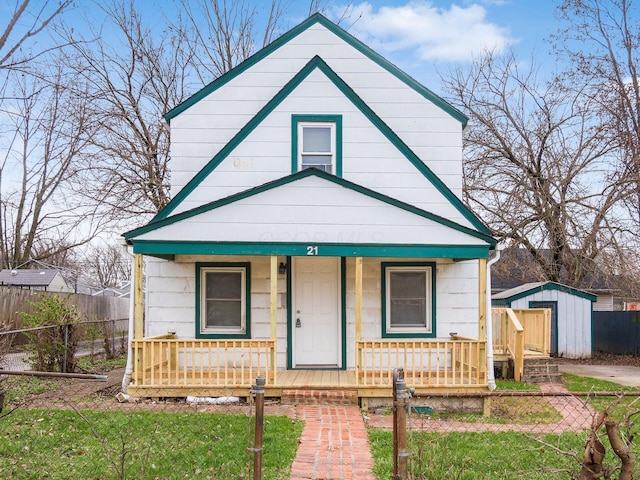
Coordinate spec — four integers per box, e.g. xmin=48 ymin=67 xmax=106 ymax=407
xmin=281 ymin=389 xmax=359 ymax=406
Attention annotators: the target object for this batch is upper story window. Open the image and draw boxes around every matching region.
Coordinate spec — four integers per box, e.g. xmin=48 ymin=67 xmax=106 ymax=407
xmin=292 ymin=115 xmax=342 ymax=176
xmin=300 ymin=123 xmax=334 ymax=173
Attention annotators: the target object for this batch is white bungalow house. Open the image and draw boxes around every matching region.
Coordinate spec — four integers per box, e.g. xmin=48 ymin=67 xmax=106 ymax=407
xmin=123 ymin=13 xmax=497 ymax=400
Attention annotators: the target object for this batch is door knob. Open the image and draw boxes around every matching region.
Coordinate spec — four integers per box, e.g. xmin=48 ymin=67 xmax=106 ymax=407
xmin=296 ymin=318 xmax=301 ymax=328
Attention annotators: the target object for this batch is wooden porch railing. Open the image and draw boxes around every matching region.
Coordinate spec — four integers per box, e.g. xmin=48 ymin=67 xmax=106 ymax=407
xmin=492 ymin=308 xmax=524 ymax=381
xmin=355 ymin=339 xmax=487 ymax=388
xmin=131 ymin=335 xmax=277 ymax=388
xmin=512 ymin=308 xmax=551 ymax=354
xmin=492 ymin=307 xmax=551 ymax=381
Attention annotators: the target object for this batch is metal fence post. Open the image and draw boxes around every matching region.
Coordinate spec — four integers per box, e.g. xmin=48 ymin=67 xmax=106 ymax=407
xmin=395 ymin=375 xmax=410 ymax=480
xmin=63 ymin=324 xmax=69 ymax=373
xmin=251 ymin=375 xmax=266 ymax=480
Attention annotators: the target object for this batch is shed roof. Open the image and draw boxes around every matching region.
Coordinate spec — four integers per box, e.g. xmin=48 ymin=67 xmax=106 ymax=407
xmin=492 ymin=281 xmax=597 ymax=304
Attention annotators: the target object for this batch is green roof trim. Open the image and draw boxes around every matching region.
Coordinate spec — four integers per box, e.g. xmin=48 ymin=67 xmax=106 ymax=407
xmin=152 ymin=55 xmax=491 ymax=236
xmin=123 ymin=168 xmax=495 ymax=246
xmin=164 ymin=13 xmax=467 ymax=127
xmin=128 ymin=240 xmax=490 ymax=259
xmin=492 ymin=281 xmax=597 ymax=304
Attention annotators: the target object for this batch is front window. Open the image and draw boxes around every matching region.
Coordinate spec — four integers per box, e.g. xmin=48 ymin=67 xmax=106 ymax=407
xmin=382 ymin=263 xmax=435 ymax=337
xmin=197 ymin=263 xmax=250 ymax=338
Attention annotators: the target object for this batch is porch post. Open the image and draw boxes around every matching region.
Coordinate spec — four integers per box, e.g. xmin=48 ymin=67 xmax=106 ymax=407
xmin=478 ymin=258 xmax=487 ymax=341
xmin=270 ymin=256 xmax=278 ymax=341
xmin=133 ymin=253 xmax=144 ymax=340
xmin=355 ymin=257 xmax=363 ymax=342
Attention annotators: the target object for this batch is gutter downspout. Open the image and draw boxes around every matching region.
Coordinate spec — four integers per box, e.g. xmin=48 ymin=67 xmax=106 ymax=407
xmin=486 ymin=247 xmax=501 ymax=391
xmin=122 ymin=244 xmax=136 ymax=394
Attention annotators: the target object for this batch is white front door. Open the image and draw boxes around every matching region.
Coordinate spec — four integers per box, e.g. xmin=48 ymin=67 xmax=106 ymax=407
xmin=293 ymin=256 xmax=341 ymax=368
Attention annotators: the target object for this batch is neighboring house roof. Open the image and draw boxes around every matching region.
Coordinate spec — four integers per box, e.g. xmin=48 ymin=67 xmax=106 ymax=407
xmin=164 ymin=13 xmax=468 ymax=127
xmin=0 ymin=269 xmax=66 ymax=288
xmin=492 ymin=281 xmax=597 ymax=304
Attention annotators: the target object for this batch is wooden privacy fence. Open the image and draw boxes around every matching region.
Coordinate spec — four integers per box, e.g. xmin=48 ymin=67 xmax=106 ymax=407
xmin=131 ymin=335 xmax=277 ymax=388
xmin=355 ymin=339 xmax=487 ymax=388
xmin=0 ymin=287 xmax=129 ymax=328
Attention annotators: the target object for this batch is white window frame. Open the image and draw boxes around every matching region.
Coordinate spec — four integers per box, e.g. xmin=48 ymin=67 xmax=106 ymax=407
xmin=199 ymin=266 xmax=247 ymax=336
xmin=298 ymin=121 xmax=336 ymax=174
xmin=384 ymin=265 xmax=433 ymax=336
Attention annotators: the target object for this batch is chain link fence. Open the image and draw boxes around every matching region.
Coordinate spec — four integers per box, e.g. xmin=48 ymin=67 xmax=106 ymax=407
xmin=1 ymin=350 xmax=639 ymax=479
xmin=0 ymin=319 xmax=128 ymax=373
xmin=377 ymin=368 xmax=640 ymax=480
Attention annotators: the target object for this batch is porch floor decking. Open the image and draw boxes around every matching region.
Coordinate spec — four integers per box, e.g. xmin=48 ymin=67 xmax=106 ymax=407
xmin=127 ymin=368 xmax=489 ymax=398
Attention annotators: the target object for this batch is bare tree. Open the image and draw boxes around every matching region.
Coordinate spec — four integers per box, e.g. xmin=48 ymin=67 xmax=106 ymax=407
xmin=57 ymin=1 xmax=195 ymax=217
xmin=0 ymin=68 xmax=103 ymax=268
xmin=556 ymin=0 xmax=640 ymax=226
xmin=84 ymin=243 xmax=131 ymax=288
xmin=176 ymin=0 xmax=290 ymax=83
xmin=444 ymin=50 xmax=634 ymax=288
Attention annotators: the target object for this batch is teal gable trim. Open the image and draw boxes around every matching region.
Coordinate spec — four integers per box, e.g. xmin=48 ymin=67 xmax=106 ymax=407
xmin=147 ymin=55 xmax=491 ymax=236
xmin=164 ymin=14 xmax=467 ymax=127
xmin=123 ymin=168 xmax=494 ymax=246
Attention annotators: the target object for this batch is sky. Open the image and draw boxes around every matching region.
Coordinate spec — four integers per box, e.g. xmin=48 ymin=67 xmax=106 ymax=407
xmin=56 ymin=0 xmax=562 ymax=95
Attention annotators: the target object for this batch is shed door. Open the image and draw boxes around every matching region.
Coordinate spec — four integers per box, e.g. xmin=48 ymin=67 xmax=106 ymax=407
xmin=530 ymin=301 xmax=558 ymax=355
xmin=292 ymin=257 xmax=340 ymax=368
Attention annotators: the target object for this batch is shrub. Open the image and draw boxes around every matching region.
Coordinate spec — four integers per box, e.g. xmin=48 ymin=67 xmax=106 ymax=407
xmin=19 ymin=294 xmax=82 ymax=372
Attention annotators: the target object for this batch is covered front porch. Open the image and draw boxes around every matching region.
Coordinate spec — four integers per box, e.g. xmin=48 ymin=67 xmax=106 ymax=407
xmin=126 ymin=254 xmax=493 ymax=399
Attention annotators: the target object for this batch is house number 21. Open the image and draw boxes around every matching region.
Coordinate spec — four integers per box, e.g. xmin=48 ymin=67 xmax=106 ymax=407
xmin=306 ymin=246 xmax=318 ymax=256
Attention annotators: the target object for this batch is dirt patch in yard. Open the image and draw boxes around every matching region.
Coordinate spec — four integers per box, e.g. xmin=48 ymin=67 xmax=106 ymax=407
xmin=558 ymin=351 xmax=640 ymax=367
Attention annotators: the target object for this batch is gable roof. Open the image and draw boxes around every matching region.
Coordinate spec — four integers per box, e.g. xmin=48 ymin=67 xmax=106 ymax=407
xmin=0 ymin=269 xmax=64 ymax=288
xmin=124 ymin=168 xmax=495 ymax=259
xmin=492 ymin=281 xmax=597 ymax=304
xmin=164 ymin=13 xmax=467 ymax=127
xmin=154 ymin=55 xmax=490 ymax=236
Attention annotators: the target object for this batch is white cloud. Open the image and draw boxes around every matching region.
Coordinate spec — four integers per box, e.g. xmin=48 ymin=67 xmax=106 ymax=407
xmin=332 ymin=1 xmax=513 ymax=63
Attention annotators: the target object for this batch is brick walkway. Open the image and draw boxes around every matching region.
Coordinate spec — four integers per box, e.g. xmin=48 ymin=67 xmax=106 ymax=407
xmin=289 ymin=405 xmax=376 ymax=480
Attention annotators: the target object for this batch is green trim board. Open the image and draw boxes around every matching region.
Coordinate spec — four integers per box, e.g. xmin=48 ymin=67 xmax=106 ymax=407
xmin=195 ymin=262 xmax=251 ymax=339
xmin=291 ymin=114 xmax=343 ymax=176
xmin=125 ymin=168 xmax=495 ymax=247
xmin=381 ymin=262 xmax=437 ymax=339
xmin=130 ymin=240 xmax=490 ymax=259
xmin=164 ymin=13 xmax=467 ymax=127
xmin=152 ymin=55 xmax=489 ymax=236
xmin=492 ymin=281 xmax=597 ymax=305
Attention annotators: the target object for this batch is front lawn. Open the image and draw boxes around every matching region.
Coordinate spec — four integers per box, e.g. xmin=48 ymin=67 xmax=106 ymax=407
xmin=0 ymin=408 xmax=303 ymax=479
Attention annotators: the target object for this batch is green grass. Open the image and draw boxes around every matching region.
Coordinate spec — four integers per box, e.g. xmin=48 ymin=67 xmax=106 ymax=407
xmin=76 ymin=354 xmax=127 ymax=374
xmin=369 ymin=428 xmax=590 ymax=479
xmin=1 ymin=375 xmax=67 ymax=405
xmin=495 ymin=379 xmax=540 ymax=391
xmin=561 ymin=372 xmax=638 ymax=393
xmin=0 ymin=408 xmax=303 ymax=479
